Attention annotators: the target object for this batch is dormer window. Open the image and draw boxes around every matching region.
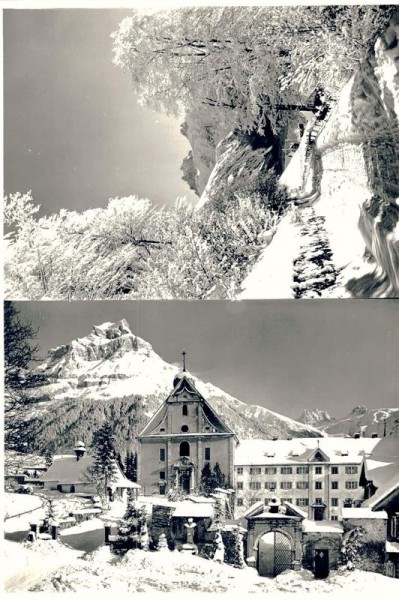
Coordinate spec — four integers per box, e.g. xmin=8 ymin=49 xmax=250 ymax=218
xmin=182 ymin=404 xmax=188 ymax=416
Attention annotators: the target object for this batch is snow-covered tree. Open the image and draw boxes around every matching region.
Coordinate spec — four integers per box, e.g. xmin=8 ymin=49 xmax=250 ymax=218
xmin=4 ymin=185 xmax=286 ymax=301
xmin=340 ymin=527 xmax=364 ymax=570
xmin=213 ymin=531 xmax=225 ymax=563
xmin=112 ymin=6 xmax=393 ymax=130
xmin=157 ymin=533 xmax=169 ymax=552
xmin=114 ymin=491 xmax=148 ymax=555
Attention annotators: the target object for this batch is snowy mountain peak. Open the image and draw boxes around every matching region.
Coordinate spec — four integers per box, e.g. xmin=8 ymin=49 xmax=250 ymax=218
xmin=20 ymin=320 xmax=324 ymax=454
xmin=41 ymin=320 xmax=157 ymax=380
xmin=298 ymin=408 xmax=335 ymax=426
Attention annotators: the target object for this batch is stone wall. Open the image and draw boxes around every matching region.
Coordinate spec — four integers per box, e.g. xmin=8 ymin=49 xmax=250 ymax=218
xmin=302 ymin=532 xmax=342 ymax=571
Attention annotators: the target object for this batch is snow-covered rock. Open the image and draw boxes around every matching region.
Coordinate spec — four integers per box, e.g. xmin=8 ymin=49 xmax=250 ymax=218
xmin=298 ymin=408 xmax=335 ymax=427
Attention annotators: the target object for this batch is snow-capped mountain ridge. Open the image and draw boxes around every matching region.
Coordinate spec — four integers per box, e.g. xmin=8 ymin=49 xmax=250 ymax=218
xmin=23 ymin=320 xmax=323 ymax=451
xmin=298 ymin=405 xmax=399 ymax=438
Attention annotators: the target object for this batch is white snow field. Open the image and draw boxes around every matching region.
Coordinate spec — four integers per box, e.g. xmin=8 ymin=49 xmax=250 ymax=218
xmin=4 ymin=540 xmax=399 ymax=594
xmin=4 ymin=493 xmax=47 ymax=533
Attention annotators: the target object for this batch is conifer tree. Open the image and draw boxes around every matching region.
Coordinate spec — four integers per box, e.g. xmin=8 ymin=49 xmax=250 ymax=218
xmin=212 ymin=462 xmax=226 ymax=489
xmin=199 ymin=462 xmax=214 ymax=496
xmin=114 ymin=490 xmax=148 ymax=554
xmin=125 ymin=451 xmax=138 ymax=482
xmin=90 ymin=422 xmax=119 ymax=507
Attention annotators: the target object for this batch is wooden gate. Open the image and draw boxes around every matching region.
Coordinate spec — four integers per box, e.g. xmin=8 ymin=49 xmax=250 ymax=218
xmin=258 ymin=531 xmax=293 ymax=577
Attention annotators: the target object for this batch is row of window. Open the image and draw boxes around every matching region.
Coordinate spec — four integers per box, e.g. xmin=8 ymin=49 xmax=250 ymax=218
xmin=239 ymin=466 xmax=358 ymax=476
xmin=239 ymin=480 xmax=358 ymax=490
xmin=159 ymin=445 xmax=211 ymax=461
xmin=235 ymin=497 xmax=357 ymax=509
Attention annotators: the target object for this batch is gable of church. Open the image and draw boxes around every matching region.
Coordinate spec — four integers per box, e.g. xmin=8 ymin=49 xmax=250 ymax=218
xmin=139 ymin=373 xmax=233 ymax=438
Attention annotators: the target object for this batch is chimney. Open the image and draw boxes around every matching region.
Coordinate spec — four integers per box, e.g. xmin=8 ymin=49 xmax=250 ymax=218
xmin=74 ymin=441 xmax=86 ymax=461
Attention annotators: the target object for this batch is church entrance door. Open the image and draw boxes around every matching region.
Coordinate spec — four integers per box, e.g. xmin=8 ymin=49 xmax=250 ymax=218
xmin=179 ymin=468 xmax=191 ymax=493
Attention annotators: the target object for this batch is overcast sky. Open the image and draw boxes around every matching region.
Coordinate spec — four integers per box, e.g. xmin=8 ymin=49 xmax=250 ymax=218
xmin=4 ymin=9 xmax=197 ymax=218
xmin=15 ymin=300 xmax=399 ymax=420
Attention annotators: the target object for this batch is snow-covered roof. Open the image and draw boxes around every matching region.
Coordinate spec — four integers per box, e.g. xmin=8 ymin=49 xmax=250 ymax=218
xmin=362 ymin=440 xmax=399 ymax=491
xmin=302 ymin=519 xmax=343 ymax=534
xmin=172 ymin=500 xmax=214 ymax=518
xmin=386 ymin=541 xmax=399 ymax=554
xmin=341 ymin=508 xmax=387 ymax=520
xmin=39 ymin=454 xmax=134 ymax=488
xmin=234 ymin=438 xmax=380 ymax=466
xmin=39 ymin=455 xmax=94 ymax=484
xmin=241 ymin=500 xmax=264 ymax=520
xmin=284 ymin=501 xmax=308 ymax=519
xmin=363 ymin=470 xmax=399 ymax=510
xmin=110 ymin=469 xmax=141 ymax=490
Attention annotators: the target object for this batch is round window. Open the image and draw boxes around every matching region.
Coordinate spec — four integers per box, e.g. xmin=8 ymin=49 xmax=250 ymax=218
xmin=181 ymin=425 xmax=189 ymax=433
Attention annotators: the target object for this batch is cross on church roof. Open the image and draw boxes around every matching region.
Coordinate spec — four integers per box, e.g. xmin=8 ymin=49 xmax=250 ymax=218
xmin=182 ymin=349 xmax=187 ymax=372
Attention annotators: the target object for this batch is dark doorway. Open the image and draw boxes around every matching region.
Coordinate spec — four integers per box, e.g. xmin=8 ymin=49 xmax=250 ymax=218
xmin=179 ymin=468 xmax=191 ymax=493
xmin=313 ymin=505 xmax=325 ymax=521
xmin=314 ymin=549 xmax=329 ymax=579
xmin=70 ymin=485 xmax=75 ymax=493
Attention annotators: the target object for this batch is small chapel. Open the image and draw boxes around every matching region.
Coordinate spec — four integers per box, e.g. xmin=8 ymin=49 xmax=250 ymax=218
xmin=138 ymin=352 xmax=236 ymax=496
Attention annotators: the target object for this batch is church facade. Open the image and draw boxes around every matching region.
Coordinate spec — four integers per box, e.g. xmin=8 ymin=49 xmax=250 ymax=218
xmin=138 ymin=370 xmax=235 ymax=496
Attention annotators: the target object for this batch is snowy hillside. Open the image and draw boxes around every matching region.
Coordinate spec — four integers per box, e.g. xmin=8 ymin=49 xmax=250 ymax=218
xmin=15 ymin=320 xmax=322 ymax=455
xmin=238 ymin=11 xmax=399 ymax=299
xmin=296 ymin=406 xmax=399 ymax=437
xmin=321 ymin=406 xmax=399 ymax=438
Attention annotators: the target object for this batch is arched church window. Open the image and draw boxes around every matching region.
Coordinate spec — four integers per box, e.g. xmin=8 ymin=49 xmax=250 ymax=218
xmin=180 ymin=441 xmax=190 ymax=457
xmin=182 ymin=404 xmax=188 ymax=416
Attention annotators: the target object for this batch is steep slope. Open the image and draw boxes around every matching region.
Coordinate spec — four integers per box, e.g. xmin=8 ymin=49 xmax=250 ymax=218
xmin=197 ymin=128 xmax=280 ymax=211
xmin=12 ymin=320 xmax=322 ymax=456
xmin=238 ymin=11 xmax=399 ymax=299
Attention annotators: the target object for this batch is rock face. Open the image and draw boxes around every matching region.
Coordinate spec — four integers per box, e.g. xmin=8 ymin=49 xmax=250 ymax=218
xmin=298 ymin=409 xmax=335 ymax=427
xmin=19 ymin=320 xmax=322 ymax=455
xmin=239 ymin=11 xmax=399 ymax=299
